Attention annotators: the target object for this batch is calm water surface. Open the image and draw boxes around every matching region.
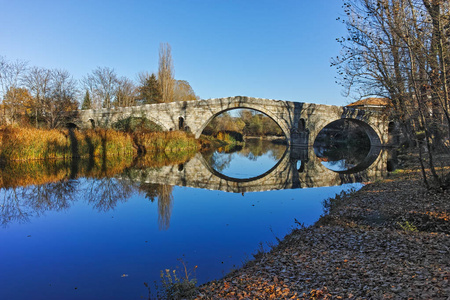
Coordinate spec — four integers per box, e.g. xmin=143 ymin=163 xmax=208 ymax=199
xmin=0 ymin=139 xmax=386 ymax=300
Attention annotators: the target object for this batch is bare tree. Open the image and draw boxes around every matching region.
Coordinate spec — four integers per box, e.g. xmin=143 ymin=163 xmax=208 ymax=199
xmin=82 ymin=67 xmax=119 ymax=109
xmin=158 ymin=43 xmax=175 ymax=103
xmin=23 ymin=66 xmax=52 ymax=127
xmin=334 ymin=0 xmax=450 ymax=187
xmin=422 ymin=0 xmax=450 ymax=140
xmin=115 ymin=76 xmax=137 ymax=108
xmin=23 ymin=67 xmax=78 ymax=128
xmin=45 ymin=69 xmax=79 ymax=128
xmin=0 ymin=56 xmax=27 ymax=98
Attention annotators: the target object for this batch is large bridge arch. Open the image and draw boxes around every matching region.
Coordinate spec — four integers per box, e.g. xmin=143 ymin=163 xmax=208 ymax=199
xmin=193 ymin=105 xmax=290 ymax=140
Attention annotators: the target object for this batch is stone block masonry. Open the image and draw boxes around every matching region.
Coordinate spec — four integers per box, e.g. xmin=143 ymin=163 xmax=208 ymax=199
xmin=72 ymin=96 xmax=391 ymax=146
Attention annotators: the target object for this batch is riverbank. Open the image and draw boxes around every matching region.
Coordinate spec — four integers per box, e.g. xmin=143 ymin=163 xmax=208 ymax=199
xmin=0 ymin=126 xmax=199 ymax=161
xmin=196 ymin=153 xmax=450 ymax=299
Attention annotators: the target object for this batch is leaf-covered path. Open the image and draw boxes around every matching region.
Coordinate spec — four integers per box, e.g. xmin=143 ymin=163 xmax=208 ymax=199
xmin=196 ymin=167 xmax=450 ymax=299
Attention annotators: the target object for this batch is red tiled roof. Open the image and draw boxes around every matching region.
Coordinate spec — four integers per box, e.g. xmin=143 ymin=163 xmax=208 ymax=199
xmin=347 ymin=97 xmax=392 ymax=107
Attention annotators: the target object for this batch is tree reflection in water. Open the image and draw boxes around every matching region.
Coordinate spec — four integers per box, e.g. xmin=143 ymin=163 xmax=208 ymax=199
xmin=0 ymin=141 xmax=291 ymax=229
xmin=156 ymin=185 xmax=173 ymax=230
xmin=205 ymin=139 xmax=287 ymax=173
xmin=1 ymin=180 xmax=78 ymax=227
xmin=85 ymin=177 xmax=135 ymax=212
xmin=137 ymin=183 xmax=173 ymax=230
xmin=0 ymin=156 xmax=177 ymax=229
xmin=1 ymin=188 xmax=34 ymax=227
xmin=314 ymin=144 xmax=371 ymax=171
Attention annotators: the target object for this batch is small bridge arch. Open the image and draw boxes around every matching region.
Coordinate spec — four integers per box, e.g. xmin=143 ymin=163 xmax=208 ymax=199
xmin=311 ymin=118 xmax=382 ymax=147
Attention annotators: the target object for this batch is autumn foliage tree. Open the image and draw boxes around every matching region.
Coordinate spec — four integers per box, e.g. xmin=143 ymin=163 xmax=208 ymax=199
xmin=173 ymin=80 xmax=198 ymax=102
xmin=2 ymin=87 xmax=33 ymax=125
xmin=0 ymin=56 xmax=28 ymax=125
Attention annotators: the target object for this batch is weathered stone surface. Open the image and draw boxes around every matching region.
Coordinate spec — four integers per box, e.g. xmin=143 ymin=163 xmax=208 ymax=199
xmin=71 ymin=96 xmax=391 ymax=146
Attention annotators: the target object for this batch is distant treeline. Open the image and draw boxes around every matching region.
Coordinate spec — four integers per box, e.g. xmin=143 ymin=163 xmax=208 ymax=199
xmin=0 ymin=43 xmax=198 ymax=129
xmin=203 ymin=110 xmax=284 ymax=138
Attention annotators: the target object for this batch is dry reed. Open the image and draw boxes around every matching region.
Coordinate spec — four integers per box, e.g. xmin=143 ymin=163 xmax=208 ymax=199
xmin=0 ymin=126 xmax=199 ymax=162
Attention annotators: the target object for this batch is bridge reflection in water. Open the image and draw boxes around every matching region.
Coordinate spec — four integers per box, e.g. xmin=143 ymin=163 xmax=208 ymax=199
xmin=0 ymin=142 xmax=392 ymax=300
xmin=0 ymin=145 xmax=390 ymax=229
xmin=122 ymin=146 xmax=389 ymax=193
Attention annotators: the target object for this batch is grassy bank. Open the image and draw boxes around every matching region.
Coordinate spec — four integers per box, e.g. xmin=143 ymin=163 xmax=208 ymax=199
xmin=0 ymin=126 xmax=199 ymax=161
xmin=197 ymin=153 xmax=450 ymax=299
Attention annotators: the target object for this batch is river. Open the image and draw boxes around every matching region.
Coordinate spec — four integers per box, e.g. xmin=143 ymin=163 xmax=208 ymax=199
xmin=0 ymin=139 xmax=390 ymax=300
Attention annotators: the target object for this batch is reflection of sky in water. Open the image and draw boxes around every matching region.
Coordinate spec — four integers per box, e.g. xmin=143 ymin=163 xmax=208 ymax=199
xmin=212 ymin=150 xmax=280 ymax=178
xmin=0 ymin=177 xmax=364 ymax=299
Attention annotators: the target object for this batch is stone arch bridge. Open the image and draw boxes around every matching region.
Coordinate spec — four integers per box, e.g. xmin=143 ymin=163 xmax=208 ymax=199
xmin=71 ymin=96 xmax=391 ymax=146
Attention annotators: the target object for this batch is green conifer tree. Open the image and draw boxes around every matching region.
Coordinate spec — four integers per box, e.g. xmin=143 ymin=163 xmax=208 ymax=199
xmin=140 ymin=73 xmax=163 ymax=104
xmin=81 ymin=90 xmax=91 ymax=110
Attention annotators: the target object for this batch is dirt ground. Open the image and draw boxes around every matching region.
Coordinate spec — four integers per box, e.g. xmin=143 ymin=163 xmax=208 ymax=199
xmin=195 ymin=155 xmax=450 ymax=299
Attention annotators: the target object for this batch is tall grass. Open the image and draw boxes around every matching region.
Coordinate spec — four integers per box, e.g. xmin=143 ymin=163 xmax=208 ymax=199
xmin=0 ymin=126 xmax=199 ymax=162
xmin=0 ymin=127 xmax=69 ymax=160
xmin=132 ymin=131 xmax=199 ymax=154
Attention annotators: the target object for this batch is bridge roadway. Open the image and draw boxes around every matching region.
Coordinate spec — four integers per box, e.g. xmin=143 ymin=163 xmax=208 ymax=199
xmin=72 ymin=96 xmax=391 ymax=146
xmin=120 ymin=147 xmax=389 ymax=193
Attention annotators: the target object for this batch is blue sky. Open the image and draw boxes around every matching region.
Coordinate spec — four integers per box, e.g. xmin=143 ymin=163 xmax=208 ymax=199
xmin=0 ymin=0 xmax=350 ymax=106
